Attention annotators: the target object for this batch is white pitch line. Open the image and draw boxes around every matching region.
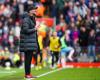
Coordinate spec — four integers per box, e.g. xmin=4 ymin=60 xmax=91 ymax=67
xmin=0 ymin=71 xmax=16 ymax=74
xmin=37 ymin=68 xmax=64 ymax=78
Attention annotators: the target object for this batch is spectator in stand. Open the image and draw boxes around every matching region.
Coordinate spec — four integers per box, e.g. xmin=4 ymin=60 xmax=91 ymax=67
xmin=56 ymin=14 xmax=66 ymax=38
xmin=96 ymin=21 xmax=100 ymax=46
xmin=3 ymin=4 xmax=13 ymax=18
xmin=14 ymin=21 xmax=20 ymax=51
xmin=72 ymin=26 xmax=80 ymax=55
xmin=68 ymin=2 xmax=75 ymax=20
xmin=88 ymin=29 xmax=96 ymax=62
xmin=62 ymin=1 xmax=70 ymax=24
xmin=0 ymin=21 xmax=3 ymax=46
xmin=8 ymin=30 xmax=14 ymax=49
xmin=49 ymin=0 xmax=59 ymax=18
xmin=79 ymin=0 xmax=89 ymax=18
xmin=14 ymin=22 xmax=20 ymax=39
xmin=76 ymin=14 xmax=85 ymax=28
xmin=97 ymin=1 xmax=100 ymax=14
xmin=79 ymin=26 xmax=88 ymax=54
xmin=74 ymin=1 xmax=82 ymax=16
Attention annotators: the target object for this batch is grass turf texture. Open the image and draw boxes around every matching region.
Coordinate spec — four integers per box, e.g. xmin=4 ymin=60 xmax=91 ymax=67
xmin=0 ymin=67 xmax=100 ymax=80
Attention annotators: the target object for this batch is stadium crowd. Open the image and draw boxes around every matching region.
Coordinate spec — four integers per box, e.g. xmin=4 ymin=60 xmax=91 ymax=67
xmin=0 ymin=0 xmax=100 ymax=69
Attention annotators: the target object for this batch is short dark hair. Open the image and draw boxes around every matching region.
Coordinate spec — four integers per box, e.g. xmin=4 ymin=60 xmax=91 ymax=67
xmin=27 ymin=5 xmax=37 ymax=12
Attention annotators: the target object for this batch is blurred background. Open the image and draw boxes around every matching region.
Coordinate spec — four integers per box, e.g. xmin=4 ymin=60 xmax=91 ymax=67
xmin=0 ymin=0 xmax=100 ymax=69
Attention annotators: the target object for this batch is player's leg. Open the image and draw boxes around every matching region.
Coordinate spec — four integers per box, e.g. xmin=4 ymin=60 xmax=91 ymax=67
xmin=24 ymin=50 xmax=33 ymax=75
xmin=54 ymin=51 xmax=59 ymax=64
xmin=51 ymin=51 xmax=55 ymax=68
xmin=67 ymin=47 xmax=75 ymax=61
xmin=39 ymin=50 xmax=43 ymax=64
xmin=60 ymin=48 xmax=67 ymax=68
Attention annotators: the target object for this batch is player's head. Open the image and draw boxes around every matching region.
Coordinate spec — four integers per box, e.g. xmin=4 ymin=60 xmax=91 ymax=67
xmin=53 ymin=31 xmax=57 ymax=37
xmin=27 ymin=5 xmax=38 ymax=16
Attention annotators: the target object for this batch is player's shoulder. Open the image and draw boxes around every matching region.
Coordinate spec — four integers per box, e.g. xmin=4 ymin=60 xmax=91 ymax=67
xmin=57 ymin=37 xmax=60 ymax=40
xmin=50 ymin=36 xmax=53 ymax=40
xmin=23 ymin=17 xmax=29 ymax=22
xmin=22 ymin=12 xmax=30 ymax=22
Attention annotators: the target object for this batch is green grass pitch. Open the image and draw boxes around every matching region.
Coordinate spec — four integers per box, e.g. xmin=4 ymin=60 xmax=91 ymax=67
xmin=0 ymin=67 xmax=100 ymax=80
